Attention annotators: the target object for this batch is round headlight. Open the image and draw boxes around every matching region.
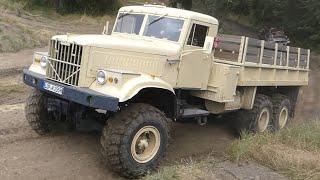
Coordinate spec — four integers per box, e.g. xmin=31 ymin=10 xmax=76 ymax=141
xmin=40 ymin=56 xmax=48 ymax=68
xmin=97 ymin=71 xmax=106 ymax=85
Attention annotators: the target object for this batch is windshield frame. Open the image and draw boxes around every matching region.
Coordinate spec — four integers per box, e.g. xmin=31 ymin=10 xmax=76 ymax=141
xmin=112 ymin=12 xmax=146 ymax=35
xmin=112 ymin=11 xmax=187 ymax=44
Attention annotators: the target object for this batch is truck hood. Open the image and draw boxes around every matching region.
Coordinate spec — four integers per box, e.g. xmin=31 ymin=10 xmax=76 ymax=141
xmin=52 ymin=34 xmax=181 ymax=56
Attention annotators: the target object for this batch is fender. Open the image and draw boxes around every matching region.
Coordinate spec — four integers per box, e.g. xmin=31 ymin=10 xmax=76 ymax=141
xmin=89 ymin=74 xmax=175 ymax=102
xmin=28 ymin=52 xmax=48 ymax=75
xmin=29 ymin=64 xmax=46 ymax=75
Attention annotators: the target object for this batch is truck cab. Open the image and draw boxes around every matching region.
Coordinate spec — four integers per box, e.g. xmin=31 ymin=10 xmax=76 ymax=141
xmin=110 ymin=5 xmax=219 ymax=89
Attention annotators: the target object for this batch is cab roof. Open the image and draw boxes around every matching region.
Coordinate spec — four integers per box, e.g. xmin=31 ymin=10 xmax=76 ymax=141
xmin=119 ymin=5 xmax=219 ymax=25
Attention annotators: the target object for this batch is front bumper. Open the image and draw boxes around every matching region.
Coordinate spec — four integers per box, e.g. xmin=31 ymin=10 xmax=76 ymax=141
xmin=23 ymin=69 xmax=119 ymax=112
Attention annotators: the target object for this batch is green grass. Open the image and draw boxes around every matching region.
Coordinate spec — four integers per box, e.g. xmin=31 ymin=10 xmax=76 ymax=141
xmin=143 ymin=156 xmax=216 ymax=180
xmin=0 ymin=0 xmax=25 ymax=10
xmin=228 ymin=120 xmax=320 ymax=179
xmin=144 ymin=166 xmax=180 ymax=180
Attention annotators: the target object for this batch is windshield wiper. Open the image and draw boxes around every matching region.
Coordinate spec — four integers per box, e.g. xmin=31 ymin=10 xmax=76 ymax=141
xmin=118 ymin=11 xmax=132 ymax=20
xmin=148 ymin=14 xmax=168 ymax=26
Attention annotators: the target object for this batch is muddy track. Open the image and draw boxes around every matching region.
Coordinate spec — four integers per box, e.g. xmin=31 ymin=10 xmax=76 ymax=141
xmin=0 ymin=104 xmax=286 ymax=180
xmin=0 ymin=67 xmax=24 ymax=77
xmin=0 ymin=59 xmax=288 ymax=179
xmin=1 ymin=49 xmax=319 ymax=179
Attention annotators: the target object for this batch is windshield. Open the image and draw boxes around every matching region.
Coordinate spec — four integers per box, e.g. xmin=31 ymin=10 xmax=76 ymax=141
xmin=114 ymin=13 xmax=144 ymax=35
xmin=143 ymin=15 xmax=184 ymax=42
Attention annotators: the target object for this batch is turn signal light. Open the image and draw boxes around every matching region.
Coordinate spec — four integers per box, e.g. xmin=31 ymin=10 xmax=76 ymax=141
xmin=108 ymin=77 xmax=114 ymax=83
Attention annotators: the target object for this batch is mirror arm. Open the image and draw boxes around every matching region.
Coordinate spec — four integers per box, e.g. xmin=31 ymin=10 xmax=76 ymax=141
xmin=102 ymin=21 xmax=110 ymax=35
xmin=166 ymin=59 xmax=180 ymax=65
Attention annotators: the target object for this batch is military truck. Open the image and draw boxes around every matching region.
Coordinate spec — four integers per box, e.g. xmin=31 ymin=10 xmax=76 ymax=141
xmin=23 ymin=5 xmax=310 ymax=177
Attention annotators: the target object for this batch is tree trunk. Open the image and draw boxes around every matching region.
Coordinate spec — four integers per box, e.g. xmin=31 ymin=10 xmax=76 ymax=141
xmin=53 ymin=0 xmax=63 ymax=10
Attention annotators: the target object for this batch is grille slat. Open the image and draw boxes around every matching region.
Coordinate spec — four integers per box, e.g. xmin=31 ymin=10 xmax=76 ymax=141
xmin=71 ymin=44 xmax=78 ymax=85
xmin=47 ymin=40 xmax=82 ymax=86
xmin=67 ymin=44 xmax=74 ymax=85
xmin=53 ymin=41 xmax=58 ymax=80
xmin=61 ymin=45 xmax=66 ymax=80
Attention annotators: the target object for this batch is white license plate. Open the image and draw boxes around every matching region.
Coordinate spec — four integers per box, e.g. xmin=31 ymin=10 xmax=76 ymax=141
xmin=43 ymin=82 xmax=64 ymax=95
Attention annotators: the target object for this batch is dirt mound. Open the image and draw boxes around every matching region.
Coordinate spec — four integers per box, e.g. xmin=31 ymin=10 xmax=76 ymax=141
xmin=295 ymin=54 xmax=320 ymax=121
xmin=0 ymin=6 xmax=113 ymax=53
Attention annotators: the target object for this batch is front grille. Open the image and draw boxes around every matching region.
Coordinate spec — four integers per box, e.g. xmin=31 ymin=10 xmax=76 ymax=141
xmin=47 ymin=40 xmax=83 ymax=86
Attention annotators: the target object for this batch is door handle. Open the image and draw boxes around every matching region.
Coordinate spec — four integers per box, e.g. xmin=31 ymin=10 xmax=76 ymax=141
xmin=166 ymin=59 xmax=180 ymax=65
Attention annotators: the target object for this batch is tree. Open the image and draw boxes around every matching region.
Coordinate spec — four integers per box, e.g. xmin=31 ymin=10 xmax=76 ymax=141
xmin=170 ymin=0 xmax=192 ymax=10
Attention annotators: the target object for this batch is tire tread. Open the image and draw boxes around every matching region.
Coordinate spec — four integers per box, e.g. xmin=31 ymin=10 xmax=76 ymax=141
xmin=100 ymin=103 xmax=171 ymax=178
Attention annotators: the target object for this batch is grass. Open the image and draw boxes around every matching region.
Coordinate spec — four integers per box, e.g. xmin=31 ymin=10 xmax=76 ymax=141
xmin=0 ymin=21 xmax=50 ymax=53
xmin=143 ymin=156 xmax=216 ymax=180
xmin=0 ymin=0 xmax=26 ymax=11
xmin=228 ymin=120 xmax=320 ymax=180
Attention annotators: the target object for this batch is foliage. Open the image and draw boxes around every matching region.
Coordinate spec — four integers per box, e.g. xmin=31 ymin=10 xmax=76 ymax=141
xmin=22 ymin=0 xmax=121 ymax=14
xmin=178 ymin=0 xmax=320 ymax=50
xmin=170 ymin=0 xmax=193 ymax=10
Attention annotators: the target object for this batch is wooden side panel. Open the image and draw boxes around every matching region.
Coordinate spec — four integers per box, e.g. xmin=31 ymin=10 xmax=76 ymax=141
xmin=214 ymin=34 xmax=244 ymax=62
xmin=289 ymin=47 xmax=299 ymax=67
xmin=212 ymin=34 xmax=310 ymax=87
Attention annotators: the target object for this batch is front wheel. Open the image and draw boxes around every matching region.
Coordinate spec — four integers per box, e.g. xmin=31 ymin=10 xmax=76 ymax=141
xmin=100 ymin=103 xmax=171 ymax=178
xmin=25 ymin=89 xmax=53 ymax=135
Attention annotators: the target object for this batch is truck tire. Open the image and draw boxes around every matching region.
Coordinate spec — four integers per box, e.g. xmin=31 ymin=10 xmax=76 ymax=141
xmin=100 ymin=103 xmax=171 ymax=178
xmin=25 ymin=89 xmax=52 ymax=135
xmin=271 ymin=94 xmax=291 ymax=131
xmin=235 ymin=94 xmax=273 ymax=134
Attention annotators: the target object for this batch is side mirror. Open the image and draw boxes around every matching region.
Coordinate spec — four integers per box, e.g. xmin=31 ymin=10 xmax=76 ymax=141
xmin=203 ymin=36 xmax=214 ymax=54
xmin=102 ymin=21 xmax=110 ymax=35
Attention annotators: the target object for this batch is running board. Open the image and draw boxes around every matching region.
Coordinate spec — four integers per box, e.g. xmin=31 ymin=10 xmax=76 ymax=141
xmin=180 ymin=108 xmax=210 ymax=119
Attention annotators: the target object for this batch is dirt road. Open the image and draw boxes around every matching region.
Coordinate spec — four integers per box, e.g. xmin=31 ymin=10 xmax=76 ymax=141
xmin=0 ymin=49 xmax=295 ymax=179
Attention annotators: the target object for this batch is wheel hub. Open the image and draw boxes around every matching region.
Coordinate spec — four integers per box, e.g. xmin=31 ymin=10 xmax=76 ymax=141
xmin=131 ymin=126 xmax=160 ymax=163
xmin=279 ymin=107 xmax=288 ymax=129
xmin=138 ymin=139 xmax=149 ymax=150
xmin=257 ymin=108 xmax=270 ymax=133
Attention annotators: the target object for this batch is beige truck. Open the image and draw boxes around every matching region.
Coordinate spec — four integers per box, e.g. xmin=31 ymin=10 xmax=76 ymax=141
xmin=23 ymin=5 xmax=310 ymax=177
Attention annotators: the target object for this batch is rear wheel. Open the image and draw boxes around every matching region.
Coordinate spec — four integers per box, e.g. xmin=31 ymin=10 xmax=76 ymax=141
xmin=100 ymin=103 xmax=171 ymax=178
xmin=234 ymin=94 xmax=273 ymax=133
xmin=271 ymin=94 xmax=291 ymax=131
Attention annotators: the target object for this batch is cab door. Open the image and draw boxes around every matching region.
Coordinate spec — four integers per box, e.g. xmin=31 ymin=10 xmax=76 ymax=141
xmin=176 ymin=21 xmax=213 ymax=89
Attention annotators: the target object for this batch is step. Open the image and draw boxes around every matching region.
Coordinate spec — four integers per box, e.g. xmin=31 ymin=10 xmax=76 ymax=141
xmin=180 ymin=108 xmax=210 ymax=119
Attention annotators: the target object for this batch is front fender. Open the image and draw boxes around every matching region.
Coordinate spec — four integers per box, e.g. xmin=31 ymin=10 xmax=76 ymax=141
xmin=89 ymin=74 xmax=175 ymax=102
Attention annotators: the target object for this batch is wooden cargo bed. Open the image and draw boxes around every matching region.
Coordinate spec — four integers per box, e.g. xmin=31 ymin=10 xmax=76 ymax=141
xmin=213 ymin=34 xmax=310 ymax=86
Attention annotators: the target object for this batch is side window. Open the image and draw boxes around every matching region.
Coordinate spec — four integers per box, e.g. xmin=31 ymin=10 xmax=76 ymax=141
xmin=187 ymin=24 xmax=209 ymax=47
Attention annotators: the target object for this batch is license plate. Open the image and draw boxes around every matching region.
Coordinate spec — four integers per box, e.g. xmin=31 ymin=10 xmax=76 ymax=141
xmin=43 ymin=82 xmax=64 ymax=95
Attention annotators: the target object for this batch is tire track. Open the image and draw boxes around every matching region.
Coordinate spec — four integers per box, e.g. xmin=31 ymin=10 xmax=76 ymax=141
xmin=0 ymin=103 xmax=32 ymax=142
xmin=0 ymin=67 xmax=24 ymax=77
xmin=0 ymin=103 xmax=24 ymax=113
